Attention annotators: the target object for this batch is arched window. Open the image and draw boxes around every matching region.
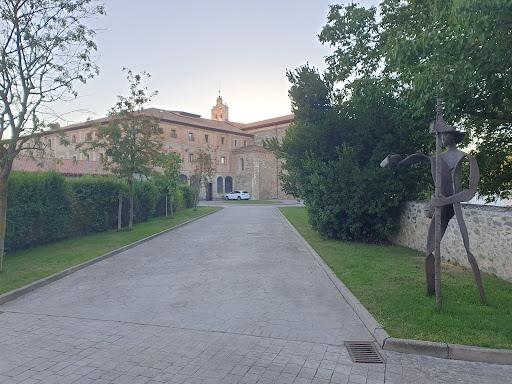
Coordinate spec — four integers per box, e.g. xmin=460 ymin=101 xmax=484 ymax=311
xmin=179 ymin=174 xmax=188 ymax=185
xmin=225 ymin=176 xmax=233 ymax=193
xmin=240 ymin=158 xmax=244 ymax=171
xmin=217 ymin=176 xmax=223 ymax=193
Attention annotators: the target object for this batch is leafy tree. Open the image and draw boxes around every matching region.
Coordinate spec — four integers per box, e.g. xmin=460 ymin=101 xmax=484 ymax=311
xmin=191 ymin=148 xmax=214 ymax=207
xmin=268 ymin=66 xmax=432 ymax=242
xmin=0 ymin=0 xmax=104 ymax=271
xmin=151 ymin=152 xmax=183 ymax=217
xmin=318 ymin=0 xmax=512 ymax=200
xmin=79 ymin=70 xmax=165 ymax=229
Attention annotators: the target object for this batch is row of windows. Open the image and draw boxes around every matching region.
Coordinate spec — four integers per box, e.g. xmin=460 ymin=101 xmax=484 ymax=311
xmin=187 ymin=153 xmax=227 ymax=164
xmin=45 ymin=132 xmax=93 ymax=149
xmin=47 ymin=131 xmax=249 ymax=149
xmin=172 ymin=130 xmax=247 ymax=147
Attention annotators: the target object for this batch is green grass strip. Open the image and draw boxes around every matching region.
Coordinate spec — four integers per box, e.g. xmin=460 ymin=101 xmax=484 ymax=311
xmin=280 ymin=206 xmax=512 ymax=349
xmin=223 ymin=200 xmax=283 ymax=204
xmin=0 ymin=207 xmax=220 ymax=295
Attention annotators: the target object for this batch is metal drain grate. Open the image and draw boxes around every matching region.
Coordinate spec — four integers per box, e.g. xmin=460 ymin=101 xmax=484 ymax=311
xmin=345 ymin=341 xmax=385 ymax=363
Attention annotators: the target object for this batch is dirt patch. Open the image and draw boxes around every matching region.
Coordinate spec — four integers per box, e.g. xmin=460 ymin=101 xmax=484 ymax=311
xmin=411 ymin=256 xmax=471 ymax=274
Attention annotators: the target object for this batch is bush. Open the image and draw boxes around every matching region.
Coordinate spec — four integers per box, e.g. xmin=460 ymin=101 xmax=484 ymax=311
xmin=69 ymin=176 xmax=127 ymax=236
xmin=276 ymin=70 xmax=432 ymax=242
xmin=172 ymin=188 xmax=186 ymax=211
xmin=6 ymin=171 xmax=72 ymax=252
xmin=5 ymin=172 xmax=187 ymax=253
xmin=178 ymin=185 xmax=198 ymax=208
xmin=130 ymin=180 xmax=160 ymax=224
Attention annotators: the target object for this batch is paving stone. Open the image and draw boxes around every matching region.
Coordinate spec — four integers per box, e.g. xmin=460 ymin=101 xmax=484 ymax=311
xmin=0 ymin=206 xmax=511 ymax=384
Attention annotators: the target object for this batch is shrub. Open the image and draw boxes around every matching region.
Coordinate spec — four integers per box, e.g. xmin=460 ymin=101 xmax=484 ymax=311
xmin=274 ymin=70 xmax=432 ymax=242
xmin=179 ymin=185 xmax=197 ymax=208
xmin=5 ymin=172 xmax=192 ymax=253
xmin=69 ymin=176 xmax=127 ymax=236
xmin=6 ymin=171 xmax=72 ymax=252
xmin=130 ymin=180 xmax=160 ymax=223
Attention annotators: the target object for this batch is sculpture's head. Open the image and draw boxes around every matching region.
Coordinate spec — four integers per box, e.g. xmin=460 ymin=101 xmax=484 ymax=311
xmin=441 ymin=130 xmax=465 ymax=146
xmin=430 ymin=121 xmax=466 ymax=144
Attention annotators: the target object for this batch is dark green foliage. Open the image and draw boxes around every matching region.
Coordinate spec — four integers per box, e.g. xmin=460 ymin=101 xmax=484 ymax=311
xmin=124 ymin=180 xmax=160 ymax=224
xmin=69 ymin=176 xmax=127 ymax=236
xmin=6 ymin=172 xmax=72 ymax=252
xmin=178 ymin=185 xmax=198 ymax=208
xmin=318 ymin=0 xmax=512 ymax=200
xmin=275 ymin=70 xmax=432 ymax=242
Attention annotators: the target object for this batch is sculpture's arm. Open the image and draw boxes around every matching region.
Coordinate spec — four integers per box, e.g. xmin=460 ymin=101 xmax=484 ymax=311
xmin=431 ymin=155 xmax=479 ymax=207
xmin=380 ymin=153 xmax=431 ymax=168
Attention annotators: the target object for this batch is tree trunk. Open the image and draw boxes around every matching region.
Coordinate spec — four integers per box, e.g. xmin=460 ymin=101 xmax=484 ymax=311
xmin=169 ymin=194 xmax=174 ymax=219
xmin=118 ymin=190 xmax=122 ymax=230
xmin=128 ymin=178 xmax=134 ymax=230
xmin=0 ymin=162 xmax=13 ymax=272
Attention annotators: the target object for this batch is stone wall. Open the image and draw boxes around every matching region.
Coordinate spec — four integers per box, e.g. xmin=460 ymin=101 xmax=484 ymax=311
xmin=389 ymin=201 xmax=512 ymax=282
xmin=232 ymin=146 xmax=294 ymax=200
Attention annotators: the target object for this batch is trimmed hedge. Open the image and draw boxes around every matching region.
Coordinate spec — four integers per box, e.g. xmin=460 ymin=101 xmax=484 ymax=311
xmin=6 ymin=172 xmax=198 ymax=253
xmin=6 ymin=171 xmax=72 ymax=252
xmin=69 ymin=176 xmax=127 ymax=236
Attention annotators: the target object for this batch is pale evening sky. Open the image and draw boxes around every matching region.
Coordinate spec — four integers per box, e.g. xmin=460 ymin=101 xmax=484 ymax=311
xmin=52 ymin=0 xmax=379 ymax=126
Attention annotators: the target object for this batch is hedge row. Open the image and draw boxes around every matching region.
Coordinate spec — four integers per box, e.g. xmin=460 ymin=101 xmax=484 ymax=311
xmin=6 ymin=171 xmax=197 ymax=253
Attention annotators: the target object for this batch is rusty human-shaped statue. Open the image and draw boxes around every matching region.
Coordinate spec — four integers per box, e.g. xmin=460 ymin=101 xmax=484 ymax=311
xmin=381 ymin=113 xmax=487 ymax=304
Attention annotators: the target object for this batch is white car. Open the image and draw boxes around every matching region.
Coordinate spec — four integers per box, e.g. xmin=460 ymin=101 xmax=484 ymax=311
xmin=225 ymin=190 xmax=251 ymax=200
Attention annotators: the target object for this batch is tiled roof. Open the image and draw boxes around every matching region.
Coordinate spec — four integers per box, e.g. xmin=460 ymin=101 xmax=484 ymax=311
xmin=39 ymin=108 xmax=255 ymax=137
xmin=13 ymin=157 xmax=111 ymax=176
xmin=239 ymin=114 xmax=295 ymax=131
xmin=35 ymin=108 xmax=294 ymax=137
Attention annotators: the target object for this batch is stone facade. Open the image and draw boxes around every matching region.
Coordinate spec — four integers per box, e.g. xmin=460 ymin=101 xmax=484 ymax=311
xmin=389 ymin=201 xmax=512 ymax=282
xmin=232 ymin=146 xmax=292 ymax=200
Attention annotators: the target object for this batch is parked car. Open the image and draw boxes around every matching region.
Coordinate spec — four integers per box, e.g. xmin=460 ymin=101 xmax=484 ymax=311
xmin=225 ymin=190 xmax=251 ymax=200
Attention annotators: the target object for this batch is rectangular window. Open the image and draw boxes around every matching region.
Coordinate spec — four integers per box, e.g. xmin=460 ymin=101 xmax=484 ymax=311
xmin=99 ymin=153 xmax=104 ymax=162
xmin=47 ymin=139 xmax=52 ymax=148
xmin=189 ymin=153 xmax=194 ymax=162
xmin=244 ymin=140 xmax=247 ymax=146
xmin=189 ymin=132 xmax=195 ymax=141
xmin=205 ymin=134 xmax=209 ymax=143
xmin=221 ymin=137 xmax=225 ymax=144
xmin=170 ymin=129 xmax=177 ymax=138
xmin=234 ymin=139 xmax=238 ymax=147
xmin=72 ymin=135 xmax=76 ymax=144
xmin=86 ymin=132 xmax=92 ymax=142
xmin=220 ymin=156 xmax=226 ymax=165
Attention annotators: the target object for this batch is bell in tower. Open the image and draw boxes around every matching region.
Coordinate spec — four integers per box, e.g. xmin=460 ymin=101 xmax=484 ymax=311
xmin=211 ymin=91 xmax=229 ymax=121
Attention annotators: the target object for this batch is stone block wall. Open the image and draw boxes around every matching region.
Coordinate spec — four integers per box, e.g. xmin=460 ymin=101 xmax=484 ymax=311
xmin=389 ymin=201 xmax=512 ymax=282
xmin=232 ymin=146 xmax=294 ymax=200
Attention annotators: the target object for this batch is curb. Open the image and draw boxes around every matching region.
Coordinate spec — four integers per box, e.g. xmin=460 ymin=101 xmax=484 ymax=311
xmin=0 ymin=208 xmax=222 ymax=307
xmin=277 ymin=208 xmax=512 ymax=366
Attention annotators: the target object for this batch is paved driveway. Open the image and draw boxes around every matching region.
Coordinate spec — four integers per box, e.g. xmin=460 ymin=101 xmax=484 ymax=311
xmin=1 ymin=205 xmax=510 ymax=383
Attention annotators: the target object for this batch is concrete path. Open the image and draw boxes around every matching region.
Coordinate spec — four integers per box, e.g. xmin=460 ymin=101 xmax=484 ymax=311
xmin=0 ymin=205 xmax=510 ymax=383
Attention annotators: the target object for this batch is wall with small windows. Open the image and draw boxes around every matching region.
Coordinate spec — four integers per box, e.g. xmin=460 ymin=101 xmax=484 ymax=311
xmin=21 ymin=106 xmax=293 ymax=202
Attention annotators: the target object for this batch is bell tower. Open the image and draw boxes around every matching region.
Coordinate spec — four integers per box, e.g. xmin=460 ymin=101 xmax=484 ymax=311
xmin=211 ymin=91 xmax=229 ymax=121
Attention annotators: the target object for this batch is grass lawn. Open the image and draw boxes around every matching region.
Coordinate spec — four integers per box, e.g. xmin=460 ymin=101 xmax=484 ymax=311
xmin=223 ymin=200 xmax=283 ymax=204
xmin=0 ymin=206 xmax=220 ymax=296
xmin=280 ymin=206 xmax=512 ymax=349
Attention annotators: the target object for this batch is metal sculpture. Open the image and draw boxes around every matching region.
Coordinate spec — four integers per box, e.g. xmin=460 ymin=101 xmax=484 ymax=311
xmin=381 ymin=99 xmax=487 ymax=309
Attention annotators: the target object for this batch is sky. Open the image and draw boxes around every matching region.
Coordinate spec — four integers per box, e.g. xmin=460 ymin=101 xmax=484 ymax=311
xmin=52 ymin=0 xmax=379 ymax=125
